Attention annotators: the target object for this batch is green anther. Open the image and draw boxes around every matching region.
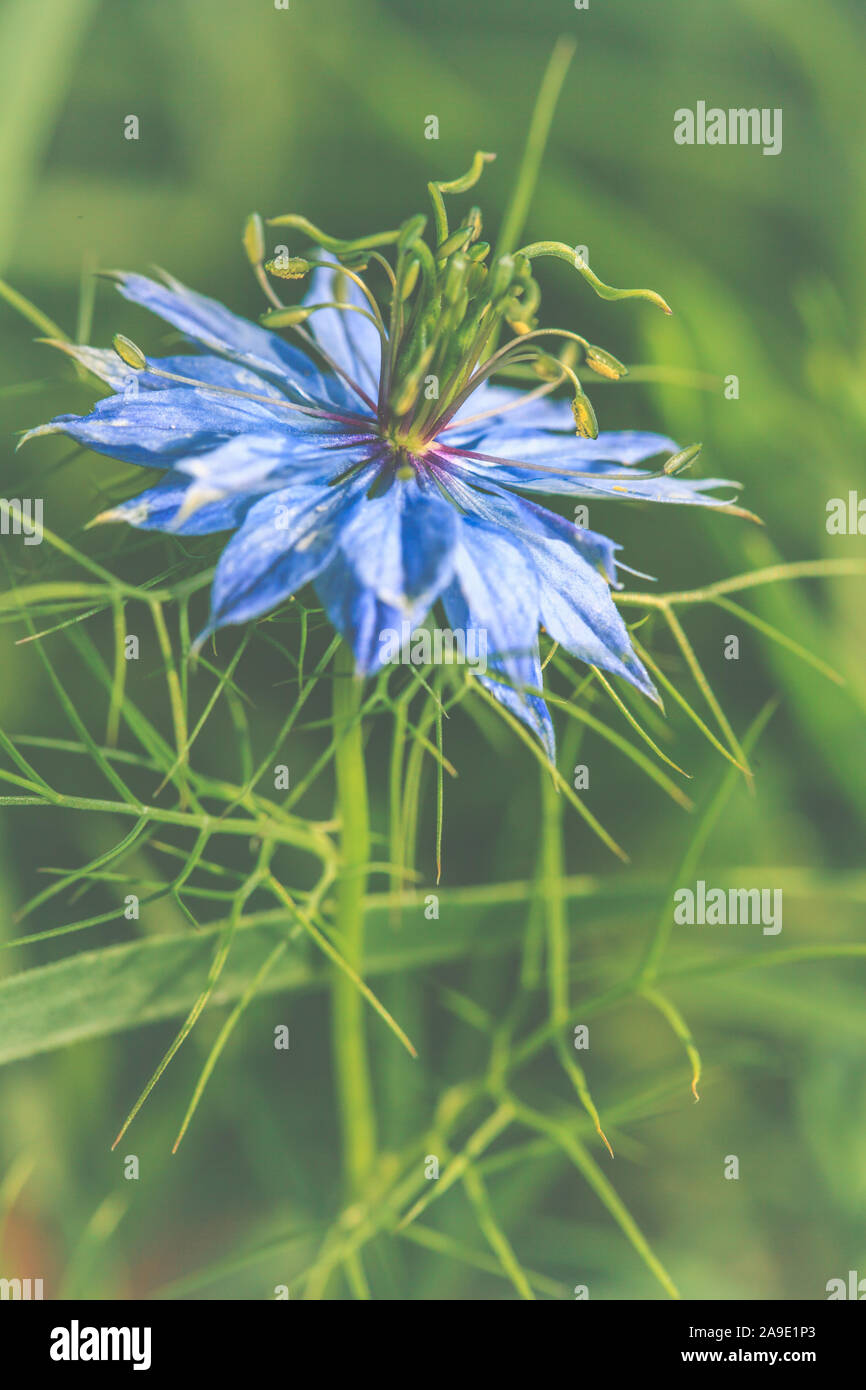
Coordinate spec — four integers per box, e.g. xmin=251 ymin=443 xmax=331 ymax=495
xmin=391 ymin=380 xmax=420 ymax=417
xmin=242 ymin=212 xmax=266 ymax=268
xmin=465 ymin=262 xmax=488 ymax=296
xmin=443 ymin=252 xmax=470 ymax=304
xmin=400 ymin=260 xmax=421 ymax=301
xmin=403 ymin=238 xmax=437 ymax=308
xmin=390 ymin=363 xmax=425 ymax=416
xmin=466 ymin=206 xmax=483 ymax=243
xmin=488 ymin=254 xmax=516 ymax=299
xmin=260 ymin=306 xmax=315 ymax=327
xmin=468 ymin=241 xmax=490 ymax=262
xmin=663 ymin=442 xmax=702 ymax=475
xmin=112 ymin=334 xmax=146 ymax=370
xmin=572 ymin=390 xmax=599 ymax=439
xmin=398 ymin=214 xmax=428 ymax=253
xmin=585 ymin=344 xmax=629 ymax=379
xmin=436 ymin=223 xmax=476 ymax=260
xmin=265 ymin=256 xmax=311 ymax=280
xmin=506 ymin=276 xmax=541 ymax=332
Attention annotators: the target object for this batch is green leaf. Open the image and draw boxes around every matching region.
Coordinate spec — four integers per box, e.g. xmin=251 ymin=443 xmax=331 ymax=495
xmin=0 ymin=876 xmax=659 ymax=1067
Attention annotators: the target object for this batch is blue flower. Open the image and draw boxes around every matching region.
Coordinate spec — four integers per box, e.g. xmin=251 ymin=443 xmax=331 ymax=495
xmin=24 ymin=223 xmax=742 ymax=758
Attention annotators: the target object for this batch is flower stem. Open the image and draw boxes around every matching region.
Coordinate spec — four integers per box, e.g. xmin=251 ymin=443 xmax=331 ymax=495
xmin=331 ymin=641 xmax=377 ymax=1197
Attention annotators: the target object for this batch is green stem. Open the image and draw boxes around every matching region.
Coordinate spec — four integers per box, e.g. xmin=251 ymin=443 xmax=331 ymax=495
xmin=331 ymin=642 xmax=377 ymax=1196
xmin=494 ymin=37 xmax=576 ymax=259
xmin=540 ymin=768 xmax=568 ymax=1025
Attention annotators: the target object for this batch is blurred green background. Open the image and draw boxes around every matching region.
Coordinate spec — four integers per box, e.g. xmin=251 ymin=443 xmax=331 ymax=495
xmin=1 ymin=0 xmax=865 ymax=1300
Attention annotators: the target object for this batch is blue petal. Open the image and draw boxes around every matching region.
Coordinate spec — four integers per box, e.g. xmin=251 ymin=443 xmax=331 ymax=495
xmin=303 ymin=253 xmax=382 ymax=399
xmin=21 ymin=386 xmax=343 ymax=467
xmin=448 ymin=519 xmax=540 ymax=684
xmin=528 ymin=533 xmax=658 ymax=702
xmin=112 ymin=270 xmax=363 ymax=413
xmin=175 ymin=435 xmax=376 ymax=494
xmin=459 ymin=425 xmax=679 ymax=464
xmin=205 ymin=473 xmax=372 ymax=633
xmin=444 ymin=429 xmax=738 ymax=505
xmin=438 ymin=517 xmax=552 ymax=754
xmin=430 ymin=465 xmax=620 ymax=584
xmin=314 ymin=553 xmax=420 ymax=676
xmin=336 ymin=476 xmax=457 ymax=611
xmin=96 ymin=475 xmax=257 ymax=535
xmin=461 ymin=659 xmax=556 ymax=761
xmin=442 ymin=382 xmax=581 ymax=442
xmin=39 ymin=341 xmax=295 ymax=401
xmin=441 ymin=526 xmax=554 ymax=758
xmin=437 ymin=467 xmax=656 ymax=699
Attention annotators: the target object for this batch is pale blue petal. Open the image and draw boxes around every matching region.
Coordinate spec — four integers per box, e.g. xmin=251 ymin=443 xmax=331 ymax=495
xmin=304 ymin=253 xmax=382 ymax=397
xmin=336 ymin=476 xmax=457 ymax=611
xmin=449 ymin=520 xmax=540 ymax=682
xmin=175 ymin=435 xmax=377 ymax=494
xmin=429 ymin=464 xmax=620 ymax=584
xmin=527 ymin=534 xmax=658 ymax=701
xmin=112 ymin=270 xmax=363 ymax=412
xmin=97 ymin=476 xmax=257 ymax=535
xmin=314 ymin=554 xmax=421 ymax=676
xmin=206 ymin=473 xmax=372 ymax=632
xmin=40 ymin=342 xmax=293 ymax=401
xmin=442 ymin=382 xmax=579 ymax=442
xmin=441 ymin=544 xmax=554 ymax=759
xmin=19 ymin=386 xmax=360 ymax=469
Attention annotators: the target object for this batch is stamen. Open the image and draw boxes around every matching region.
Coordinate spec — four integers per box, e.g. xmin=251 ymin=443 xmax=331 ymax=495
xmin=265 ymin=213 xmax=403 ymax=256
xmin=437 ymin=370 xmax=568 ymax=431
xmin=440 ymin=442 xmax=659 ymax=483
xmin=108 ymin=338 xmax=372 ymax=428
xmin=516 ymin=240 xmax=673 ymax=315
xmin=427 ymin=151 xmax=496 ymax=246
xmin=428 ymin=326 xmax=601 ymax=433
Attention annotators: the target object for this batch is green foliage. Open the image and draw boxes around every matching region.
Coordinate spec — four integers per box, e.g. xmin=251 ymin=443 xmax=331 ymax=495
xmin=1 ymin=0 xmax=865 ymax=1302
